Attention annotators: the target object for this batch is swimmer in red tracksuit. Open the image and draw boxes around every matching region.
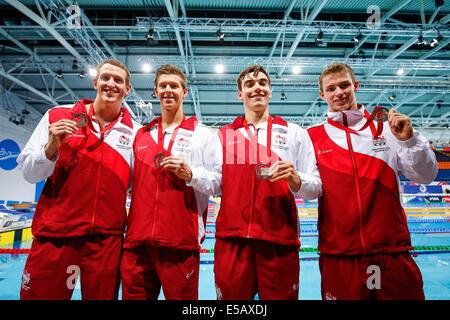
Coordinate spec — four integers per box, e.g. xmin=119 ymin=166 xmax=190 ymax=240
xmin=214 ymin=65 xmax=322 ymax=300
xmin=17 ymin=59 xmax=140 ymax=300
xmin=121 ymin=64 xmax=221 ymax=300
xmin=308 ymin=62 xmax=438 ymax=300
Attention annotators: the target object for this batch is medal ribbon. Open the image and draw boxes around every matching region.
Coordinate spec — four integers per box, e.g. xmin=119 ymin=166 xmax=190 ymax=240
xmin=243 ymin=115 xmax=272 ymax=165
xmin=327 ymin=109 xmax=383 ymax=139
xmin=157 ymin=115 xmax=186 ymax=155
xmin=87 ymin=103 xmax=123 ymax=140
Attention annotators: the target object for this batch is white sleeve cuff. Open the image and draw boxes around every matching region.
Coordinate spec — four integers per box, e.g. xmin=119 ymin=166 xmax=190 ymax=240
xmin=396 ymin=131 xmax=420 ymax=148
xmin=37 ymin=144 xmax=59 ymax=163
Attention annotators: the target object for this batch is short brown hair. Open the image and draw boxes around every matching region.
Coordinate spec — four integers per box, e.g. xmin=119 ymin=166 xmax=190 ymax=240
xmin=236 ymin=65 xmax=271 ymax=91
xmin=96 ymin=58 xmax=131 ymax=85
xmin=318 ymin=62 xmax=356 ymax=93
xmin=154 ymin=64 xmax=188 ymax=89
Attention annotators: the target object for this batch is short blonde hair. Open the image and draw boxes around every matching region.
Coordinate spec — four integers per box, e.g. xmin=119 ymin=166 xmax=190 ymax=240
xmin=319 ymin=62 xmax=356 ymax=93
xmin=96 ymin=59 xmax=131 ymax=85
xmin=154 ymin=64 xmax=188 ymax=89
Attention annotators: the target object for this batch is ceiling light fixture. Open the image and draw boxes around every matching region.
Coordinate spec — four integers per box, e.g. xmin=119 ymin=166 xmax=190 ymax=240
xmin=88 ymin=68 xmax=97 ymax=77
xmin=430 ymin=35 xmax=443 ymax=48
xmin=292 ymin=66 xmax=301 ymax=74
xmin=72 ymin=59 xmax=78 ymax=70
xmin=353 ymin=33 xmax=363 ymax=44
xmin=418 ymin=34 xmax=427 ymax=46
xmin=216 ymin=29 xmax=226 ymax=41
xmin=146 ymin=28 xmax=154 ymax=41
xmin=316 ymin=30 xmax=323 ymax=45
xmin=142 ymin=63 xmax=151 ymax=73
xmin=215 ymin=63 xmax=225 ymax=73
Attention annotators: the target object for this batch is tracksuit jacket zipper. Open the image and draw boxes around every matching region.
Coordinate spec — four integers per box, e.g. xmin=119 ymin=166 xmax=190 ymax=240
xmin=247 ymin=128 xmax=259 ymax=238
xmin=150 ymin=167 xmax=161 ymax=247
xmin=345 ymin=130 xmax=367 ymax=253
xmin=151 ymin=132 xmax=164 ymax=246
xmin=90 ymin=140 xmax=103 ymax=234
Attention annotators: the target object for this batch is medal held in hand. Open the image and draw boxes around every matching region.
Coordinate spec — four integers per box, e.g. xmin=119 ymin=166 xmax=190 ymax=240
xmin=71 ymin=113 xmax=88 ymax=128
xmin=154 ymin=152 xmax=166 ymax=169
xmin=371 ymin=106 xmax=389 ymax=123
xmin=243 ymin=116 xmax=273 ymax=180
xmin=255 ymin=163 xmax=270 ymax=179
xmin=154 ymin=115 xmax=186 ymax=169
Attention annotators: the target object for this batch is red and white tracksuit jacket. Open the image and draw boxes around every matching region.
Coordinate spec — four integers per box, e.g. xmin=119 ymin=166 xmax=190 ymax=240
xmin=307 ymin=105 xmax=438 ymax=255
xmin=123 ymin=116 xmax=222 ymax=251
xmin=17 ymin=98 xmax=141 ymax=238
xmin=216 ymin=115 xmax=322 ymax=247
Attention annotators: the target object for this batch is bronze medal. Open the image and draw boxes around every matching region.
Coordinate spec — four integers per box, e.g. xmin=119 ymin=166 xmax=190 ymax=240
xmin=255 ymin=163 xmax=270 ymax=179
xmin=371 ymin=107 xmax=389 ymax=123
xmin=71 ymin=113 xmax=88 ymax=128
xmin=154 ymin=152 xmax=165 ymax=168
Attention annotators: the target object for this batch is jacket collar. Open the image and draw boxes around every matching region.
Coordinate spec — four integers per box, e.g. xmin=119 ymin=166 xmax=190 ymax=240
xmin=71 ymin=98 xmax=134 ymax=129
xmin=327 ymin=104 xmax=366 ymax=127
xmin=144 ymin=115 xmax=198 ymax=132
xmin=230 ymin=115 xmax=287 ymax=130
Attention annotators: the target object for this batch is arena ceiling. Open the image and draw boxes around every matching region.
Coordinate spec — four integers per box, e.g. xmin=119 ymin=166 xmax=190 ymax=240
xmin=0 ymin=0 xmax=449 ymax=141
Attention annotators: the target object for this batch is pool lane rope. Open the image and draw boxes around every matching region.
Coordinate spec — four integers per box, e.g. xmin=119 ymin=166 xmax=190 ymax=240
xmin=1 ymin=246 xmax=450 ymax=254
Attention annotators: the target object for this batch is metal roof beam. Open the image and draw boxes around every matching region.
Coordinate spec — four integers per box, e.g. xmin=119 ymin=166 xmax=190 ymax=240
xmin=277 ymin=0 xmax=328 ymax=78
xmin=417 ymin=37 xmax=450 ymax=60
xmin=402 ymin=37 xmax=450 ymax=77
xmin=345 ymin=0 xmax=412 ymax=59
xmin=164 ymin=0 xmax=187 ymax=69
xmin=178 ymin=0 xmax=196 ymax=76
xmin=427 ymin=6 xmax=441 ymax=25
xmin=164 ymin=0 xmax=201 ymax=121
xmin=75 ymin=7 xmax=150 ymax=121
xmin=0 ymin=27 xmax=80 ymax=104
xmin=79 ymin=9 xmax=117 ymax=59
xmin=407 ymin=93 xmax=446 ymax=117
xmin=36 ymin=0 xmax=143 ymax=120
xmin=5 ymin=0 xmax=82 ymax=59
xmin=368 ymin=36 xmax=418 ymax=76
xmin=88 ymin=17 xmax=449 ymax=36
xmin=440 ymin=13 xmax=450 ymax=24
xmin=394 ymin=91 xmax=427 ymax=111
xmin=0 ymin=68 xmax=57 ymax=105
xmin=422 ymin=111 xmax=450 ymax=128
xmin=0 ymin=82 xmax=42 ymax=116
xmin=268 ymin=0 xmax=297 ymax=58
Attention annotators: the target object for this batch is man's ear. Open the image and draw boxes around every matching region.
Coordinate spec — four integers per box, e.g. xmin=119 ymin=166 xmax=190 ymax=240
xmin=237 ymin=90 xmax=243 ymax=101
xmin=319 ymin=90 xmax=325 ymax=101
xmin=125 ymin=83 xmax=132 ymax=96
xmin=353 ymin=80 xmax=359 ymax=93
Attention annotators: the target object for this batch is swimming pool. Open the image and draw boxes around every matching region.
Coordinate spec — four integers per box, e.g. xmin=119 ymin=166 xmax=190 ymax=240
xmin=1 ymin=201 xmax=449 ymax=300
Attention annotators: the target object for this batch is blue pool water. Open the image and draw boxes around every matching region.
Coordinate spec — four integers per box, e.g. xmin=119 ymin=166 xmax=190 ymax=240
xmin=1 ymin=202 xmax=449 ymax=300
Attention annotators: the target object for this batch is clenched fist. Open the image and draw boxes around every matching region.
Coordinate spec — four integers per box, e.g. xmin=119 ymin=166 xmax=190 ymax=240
xmin=388 ymin=109 xmax=413 ymax=141
xmin=159 ymin=155 xmax=193 ymax=181
xmin=268 ymin=160 xmax=302 ymax=192
xmin=45 ymin=119 xmax=78 ymax=160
